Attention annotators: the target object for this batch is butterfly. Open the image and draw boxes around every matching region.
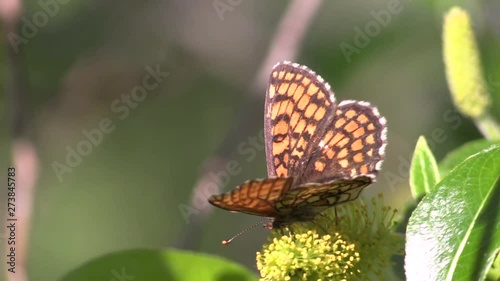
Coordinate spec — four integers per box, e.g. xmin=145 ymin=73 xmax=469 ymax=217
xmin=208 ymin=61 xmax=387 ymax=230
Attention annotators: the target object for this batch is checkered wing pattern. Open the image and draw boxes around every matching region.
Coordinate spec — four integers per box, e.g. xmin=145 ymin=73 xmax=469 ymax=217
xmin=208 ymin=61 xmax=388 ymax=230
xmin=276 ymin=176 xmax=371 ymax=215
xmin=297 ymin=100 xmax=387 ymax=186
xmin=264 ymin=62 xmax=336 ymax=178
xmin=208 ymin=177 xmax=293 ymax=217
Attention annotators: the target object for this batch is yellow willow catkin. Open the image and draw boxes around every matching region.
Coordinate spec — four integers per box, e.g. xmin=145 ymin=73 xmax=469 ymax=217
xmin=256 ymin=231 xmax=360 ymax=281
xmin=443 ymin=7 xmax=490 ymax=118
xmin=256 ymin=195 xmax=402 ymax=281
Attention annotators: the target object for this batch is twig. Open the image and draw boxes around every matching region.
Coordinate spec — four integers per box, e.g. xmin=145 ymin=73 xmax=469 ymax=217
xmin=252 ymin=0 xmax=323 ymax=93
xmin=1 ymin=0 xmax=39 ymax=281
xmin=176 ymin=0 xmax=323 ymax=250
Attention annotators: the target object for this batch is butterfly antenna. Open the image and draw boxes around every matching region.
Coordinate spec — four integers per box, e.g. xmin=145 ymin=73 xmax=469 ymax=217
xmin=222 ymin=219 xmax=272 ymax=245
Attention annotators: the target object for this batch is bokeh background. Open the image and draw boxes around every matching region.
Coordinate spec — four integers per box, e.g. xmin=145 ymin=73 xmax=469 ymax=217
xmin=1 ymin=0 xmax=499 ymax=280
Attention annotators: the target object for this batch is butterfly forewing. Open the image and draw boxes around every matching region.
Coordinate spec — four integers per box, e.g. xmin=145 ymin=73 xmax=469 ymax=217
xmin=264 ymin=62 xmax=336 ymax=179
xmin=208 ymin=177 xmax=294 ymax=217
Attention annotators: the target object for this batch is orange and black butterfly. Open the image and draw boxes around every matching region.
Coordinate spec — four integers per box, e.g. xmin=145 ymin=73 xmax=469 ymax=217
xmin=208 ymin=61 xmax=387 ymax=230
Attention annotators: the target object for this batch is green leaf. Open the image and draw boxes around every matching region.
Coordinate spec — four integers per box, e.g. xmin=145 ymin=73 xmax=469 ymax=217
xmin=60 ymin=249 xmax=258 ymax=281
xmin=487 ymin=252 xmax=500 ymax=280
xmin=439 ymin=139 xmax=500 ymax=175
xmin=409 ymin=136 xmax=441 ymax=200
xmin=406 ymin=145 xmax=500 ymax=281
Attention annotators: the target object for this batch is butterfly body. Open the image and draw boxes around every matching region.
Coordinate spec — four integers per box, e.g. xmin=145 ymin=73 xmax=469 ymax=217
xmin=208 ymin=61 xmax=387 ymax=229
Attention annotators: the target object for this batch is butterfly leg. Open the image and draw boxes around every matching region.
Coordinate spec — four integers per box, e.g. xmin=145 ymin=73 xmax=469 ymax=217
xmin=306 ymin=218 xmax=328 ymax=235
xmin=278 ymin=227 xmax=291 ymax=237
xmin=334 ymin=206 xmax=339 ymax=226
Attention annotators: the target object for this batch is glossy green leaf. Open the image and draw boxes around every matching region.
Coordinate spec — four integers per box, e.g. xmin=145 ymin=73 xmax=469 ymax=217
xmin=409 ymin=136 xmax=440 ymax=200
xmin=487 ymin=252 xmax=500 ymax=280
xmin=60 ymin=249 xmax=258 ymax=281
xmin=439 ymin=139 xmax=500 ymax=175
xmin=406 ymin=145 xmax=500 ymax=281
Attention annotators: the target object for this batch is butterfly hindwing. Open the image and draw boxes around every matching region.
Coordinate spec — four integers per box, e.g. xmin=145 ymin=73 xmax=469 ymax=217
xmin=275 ymin=176 xmax=372 ymax=215
xmin=298 ymin=100 xmax=387 ymax=185
xmin=208 ymin=177 xmax=294 ymax=217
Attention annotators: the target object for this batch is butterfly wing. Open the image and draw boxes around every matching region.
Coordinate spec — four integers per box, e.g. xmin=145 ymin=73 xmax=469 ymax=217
xmin=264 ymin=61 xmax=336 ymax=179
xmin=298 ymin=100 xmax=387 ymax=186
xmin=208 ymin=177 xmax=294 ymax=217
xmin=276 ymin=176 xmax=372 ymax=215
xmin=210 ymin=63 xmax=387 ymax=227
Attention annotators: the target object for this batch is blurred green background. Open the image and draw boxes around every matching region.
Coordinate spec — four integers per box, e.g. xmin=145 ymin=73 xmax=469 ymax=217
xmin=1 ymin=0 xmax=499 ymax=280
